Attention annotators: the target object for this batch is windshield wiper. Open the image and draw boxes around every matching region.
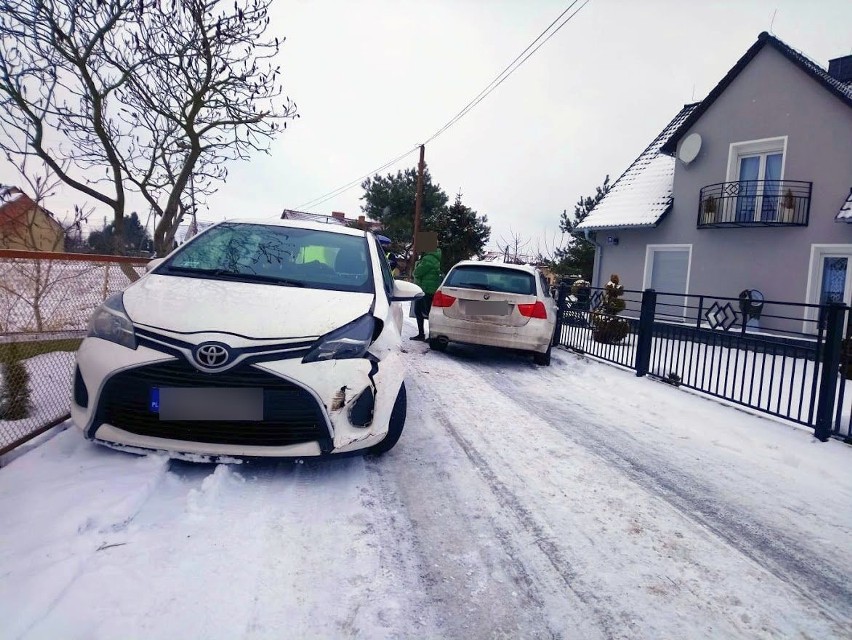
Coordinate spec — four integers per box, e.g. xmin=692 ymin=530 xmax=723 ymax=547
xmin=166 ymin=265 xmax=239 ymax=277
xmin=165 ymin=265 xmax=305 ymax=287
xmin=237 ymin=273 xmax=306 ymax=287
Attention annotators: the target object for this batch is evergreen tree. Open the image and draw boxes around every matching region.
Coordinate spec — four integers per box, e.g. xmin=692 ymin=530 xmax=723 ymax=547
xmin=429 ymin=191 xmax=491 ymax=272
xmin=88 ymin=212 xmax=152 ymax=254
xmin=553 ymin=175 xmax=611 ymax=279
xmin=360 ymin=167 xmax=448 ymax=253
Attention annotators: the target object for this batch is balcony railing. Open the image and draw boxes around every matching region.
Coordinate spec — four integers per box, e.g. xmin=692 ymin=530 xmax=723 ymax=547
xmin=698 ymin=180 xmax=812 ymax=228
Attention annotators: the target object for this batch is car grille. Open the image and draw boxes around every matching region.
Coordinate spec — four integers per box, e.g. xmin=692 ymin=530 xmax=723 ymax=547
xmin=96 ymin=359 xmax=330 ymax=449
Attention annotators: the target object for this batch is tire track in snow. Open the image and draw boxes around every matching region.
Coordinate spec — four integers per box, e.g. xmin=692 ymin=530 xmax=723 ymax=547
xmin=463 ymin=349 xmax=852 ymax=629
xmin=370 ymin=377 xmax=596 ymax=639
xmin=405 ymin=375 xmax=617 ymax=640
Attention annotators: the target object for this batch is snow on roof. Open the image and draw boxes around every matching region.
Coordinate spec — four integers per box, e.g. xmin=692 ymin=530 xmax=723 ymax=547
xmin=0 ymin=185 xmax=25 ymax=205
xmin=281 ymin=209 xmax=347 ymax=225
xmin=576 ymin=103 xmax=699 ymax=231
xmin=835 ymin=190 xmax=852 ymax=222
xmin=172 ymin=219 xmax=217 ymax=245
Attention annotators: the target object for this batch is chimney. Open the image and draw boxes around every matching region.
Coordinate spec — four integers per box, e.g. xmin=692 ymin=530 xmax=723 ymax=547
xmin=357 ymin=215 xmax=365 ymax=229
xmin=331 ymin=211 xmax=346 ymax=221
xmin=828 ymin=55 xmax=852 ymax=83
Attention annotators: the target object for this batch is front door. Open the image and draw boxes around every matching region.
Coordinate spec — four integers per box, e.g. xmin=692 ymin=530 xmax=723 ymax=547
xmin=806 ymin=245 xmax=852 ymax=332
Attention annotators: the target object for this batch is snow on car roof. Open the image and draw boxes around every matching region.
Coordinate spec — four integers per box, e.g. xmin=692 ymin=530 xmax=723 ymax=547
xmin=451 ymin=260 xmax=539 ymax=274
xmin=576 ymin=103 xmax=698 ymax=231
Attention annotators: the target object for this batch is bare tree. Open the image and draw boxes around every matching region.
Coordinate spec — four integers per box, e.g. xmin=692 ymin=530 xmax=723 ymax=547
xmin=0 ymin=0 xmax=297 ymax=258
xmin=497 ymin=229 xmax=535 ymax=265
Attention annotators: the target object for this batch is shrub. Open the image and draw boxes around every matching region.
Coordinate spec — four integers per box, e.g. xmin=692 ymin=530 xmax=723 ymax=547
xmin=0 ymin=350 xmax=31 ymax=421
xmin=592 ymin=274 xmax=630 ymax=344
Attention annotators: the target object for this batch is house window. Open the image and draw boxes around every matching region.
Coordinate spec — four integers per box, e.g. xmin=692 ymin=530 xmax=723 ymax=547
xmin=726 ymin=137 xmax=787 ymax=223
xmin=643 ymin=245 xmax=692 ymax=320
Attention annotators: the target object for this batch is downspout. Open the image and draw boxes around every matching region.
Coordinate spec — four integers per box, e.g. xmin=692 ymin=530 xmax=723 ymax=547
xmin=584 ymin=229 xmax=603 ymax=288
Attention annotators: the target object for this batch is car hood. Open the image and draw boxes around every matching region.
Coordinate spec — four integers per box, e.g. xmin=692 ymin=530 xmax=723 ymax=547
xmin=124 ymin=274 xmax=374 ymax=339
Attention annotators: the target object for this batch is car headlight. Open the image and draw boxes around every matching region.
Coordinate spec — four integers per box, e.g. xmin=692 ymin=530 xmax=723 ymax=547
xmin=302 ymin=314 xmax=375 ymax=363
xmin=87 ymin=292 xmax=137 ymax=350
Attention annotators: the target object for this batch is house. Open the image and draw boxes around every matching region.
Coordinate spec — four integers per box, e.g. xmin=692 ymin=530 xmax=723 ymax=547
xmin=280 ymin=209 xmax=382 ymax=232
xmin=577 ymin=33 xmax=852 ymax=330
xmin=0 ymin=186 xmax=65 ymax=252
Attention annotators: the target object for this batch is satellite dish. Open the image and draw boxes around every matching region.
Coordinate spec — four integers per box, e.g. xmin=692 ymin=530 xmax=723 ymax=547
xmin=678 ymin=133 xmax=702 ymax=164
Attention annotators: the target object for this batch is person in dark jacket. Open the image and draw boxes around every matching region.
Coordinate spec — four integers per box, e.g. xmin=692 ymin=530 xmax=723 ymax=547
xmin=411 ymin=247 xmax=442 ymax=341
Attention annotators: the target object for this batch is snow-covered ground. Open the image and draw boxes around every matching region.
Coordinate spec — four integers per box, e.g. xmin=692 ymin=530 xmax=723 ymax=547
xmin=0 ymin=321 xmax=850 ymax=639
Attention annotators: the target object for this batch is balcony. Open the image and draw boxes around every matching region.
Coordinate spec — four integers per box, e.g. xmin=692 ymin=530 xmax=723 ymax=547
xmin=698 ymin=180 xmax=812 ymax=228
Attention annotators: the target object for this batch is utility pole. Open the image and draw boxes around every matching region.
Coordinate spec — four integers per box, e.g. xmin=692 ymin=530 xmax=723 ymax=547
xmin=412 ymin=144 xmax=425 ymax=258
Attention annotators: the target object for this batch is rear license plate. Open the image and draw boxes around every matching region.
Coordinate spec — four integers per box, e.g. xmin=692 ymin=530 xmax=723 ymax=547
xmin=150 ymin=387 xmax=264 ymax=421
xmin=463 ymin=300 xmax=509 ymax=316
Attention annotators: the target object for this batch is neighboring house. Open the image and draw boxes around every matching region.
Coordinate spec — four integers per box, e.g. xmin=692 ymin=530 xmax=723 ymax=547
xmin=577 ymin=32 xmax=852 ymax=331
xmin=0 ymin=186 xmax=65 ymax=252
xmin=173 ymin=218 xmax=217 ymax=247
xmin=280 ymin=209 xmax=382 ymax=232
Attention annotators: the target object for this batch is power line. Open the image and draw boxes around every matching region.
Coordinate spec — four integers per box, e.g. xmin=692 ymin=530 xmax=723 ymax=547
xmin=423 ymin=0 xmax=587 ymax=146
xmin=295 ymin=145 xmax=420 ymax=211
xmin=295 ymin=0 xmax=592 ymax=212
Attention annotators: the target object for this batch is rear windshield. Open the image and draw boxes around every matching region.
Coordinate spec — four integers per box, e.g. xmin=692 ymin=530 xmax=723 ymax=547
xmin=444 ymin=265 xmax=537 ymax=295
xmin=160 ymin=223 xmax=373 ymax=293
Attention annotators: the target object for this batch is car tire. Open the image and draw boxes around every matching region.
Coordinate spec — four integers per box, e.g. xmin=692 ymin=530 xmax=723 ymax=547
xmin=368 ymin=383 xmax=407 ymax=455
xmin=534 ymin=345 xmax=552 ymax=366
xmin=428 ymin=337 xmax=447 ymax=352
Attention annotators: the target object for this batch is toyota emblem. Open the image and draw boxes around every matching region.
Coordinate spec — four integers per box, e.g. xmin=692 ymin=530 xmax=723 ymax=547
xmin=194 ymin=342 xmax=231 ymax=368
xmin=483 ymin=293 xmax=490 ymax=300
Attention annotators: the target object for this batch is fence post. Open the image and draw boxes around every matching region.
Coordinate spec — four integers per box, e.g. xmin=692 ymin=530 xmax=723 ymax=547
xmin=634 ymin=288 xmax=656 ymax=377
xmin=553 ymin=281 xmax=569 ymax=346
xmin=814 ymin=302 xmax=845 ymax=442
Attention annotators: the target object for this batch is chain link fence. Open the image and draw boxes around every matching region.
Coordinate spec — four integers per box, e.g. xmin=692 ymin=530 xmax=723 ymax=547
xmin=0 ymin=250 xmax=148 ymax=454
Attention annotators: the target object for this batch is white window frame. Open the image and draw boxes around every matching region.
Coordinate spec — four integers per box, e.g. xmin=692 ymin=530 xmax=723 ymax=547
xmin=643 ymin=244 xmax=693 ymax=320
xmin=726 ymin=136 xmax=788 ymax=223
xmin=804 ymin=244 xmax=852 ymax=333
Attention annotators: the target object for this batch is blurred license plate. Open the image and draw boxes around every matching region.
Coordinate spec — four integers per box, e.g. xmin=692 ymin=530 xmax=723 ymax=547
xmin=150 ymin=387 xmax=263 ymax=421
xmin=464 ymin=300 xmax=509 ymax=316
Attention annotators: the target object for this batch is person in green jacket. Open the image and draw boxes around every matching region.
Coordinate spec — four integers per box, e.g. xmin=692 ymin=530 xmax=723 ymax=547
xmin=411 ymin=247 xmax=442 ymax=341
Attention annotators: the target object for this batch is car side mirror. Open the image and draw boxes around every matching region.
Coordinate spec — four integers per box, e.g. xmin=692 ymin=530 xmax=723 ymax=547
xmin=390 ymin=279 xmax=423 ymax=302
xmin=146 ymin=257 xmax=166 ymax=272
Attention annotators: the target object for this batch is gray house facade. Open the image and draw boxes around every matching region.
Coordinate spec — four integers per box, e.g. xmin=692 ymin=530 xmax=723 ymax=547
xmin=578 ymin=33 xmax=852 ymax=332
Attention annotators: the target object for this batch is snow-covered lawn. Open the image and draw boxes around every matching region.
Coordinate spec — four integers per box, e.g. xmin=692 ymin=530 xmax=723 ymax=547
xmin=0 ymin=259 xmax=144 ymax=333
xmin=0 ymin=322 xmax=849 ymax=638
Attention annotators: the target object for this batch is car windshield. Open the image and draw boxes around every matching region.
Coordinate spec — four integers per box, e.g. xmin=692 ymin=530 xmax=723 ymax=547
xmin=445 ymin=265 xmax=536 ymax=295
xmin=160 ymin=223 xmax=373 ymax=294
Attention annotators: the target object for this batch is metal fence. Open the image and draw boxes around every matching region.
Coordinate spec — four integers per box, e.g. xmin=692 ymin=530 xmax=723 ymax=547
xmin=0 ymin=250 xmax=148 ymax=455
xmin=554 ymin=284 xmax=852 ymax=443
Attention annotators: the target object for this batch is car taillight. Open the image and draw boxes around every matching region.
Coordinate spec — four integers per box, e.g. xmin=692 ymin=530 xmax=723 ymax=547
xmin=518 ymin=301 xmax=547 ymax=319
xmin=432 ymin=290 xmax=456 ymax=308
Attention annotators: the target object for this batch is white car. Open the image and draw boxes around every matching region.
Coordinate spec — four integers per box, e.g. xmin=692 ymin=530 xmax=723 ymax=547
xmin=72 ymin=219 xmax=423 ymax=460
xmin=427 ymin=261 xmax=557 ymax=365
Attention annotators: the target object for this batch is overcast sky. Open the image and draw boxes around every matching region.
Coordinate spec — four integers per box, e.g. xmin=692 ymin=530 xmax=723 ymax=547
xmin=2 ymin=0 xmax=851 ymax=252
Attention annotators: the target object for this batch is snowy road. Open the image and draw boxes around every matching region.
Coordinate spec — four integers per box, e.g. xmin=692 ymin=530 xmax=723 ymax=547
xmin=1 ymin=329 xmax=851 ymax=639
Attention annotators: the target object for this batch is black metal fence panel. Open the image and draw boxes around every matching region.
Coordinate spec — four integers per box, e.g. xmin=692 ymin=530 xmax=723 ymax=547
xmin=555 ymin=284 xmax=851 ymax=442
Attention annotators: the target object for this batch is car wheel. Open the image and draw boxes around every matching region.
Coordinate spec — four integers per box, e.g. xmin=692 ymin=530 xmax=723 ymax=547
xmin=534 ymin=345 xmax=551 ymax=366
xmin=428 ymin=337 xmax=447 ymax=352
xmin=369 ymin=383 xmax=407 ymax=455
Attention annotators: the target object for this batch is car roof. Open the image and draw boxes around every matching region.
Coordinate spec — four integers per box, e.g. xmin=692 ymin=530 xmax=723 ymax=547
xmin=215 ymin=217 xmax=369 ymax=238
xmin=451 ymin=260 xmax=540 ymax=274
